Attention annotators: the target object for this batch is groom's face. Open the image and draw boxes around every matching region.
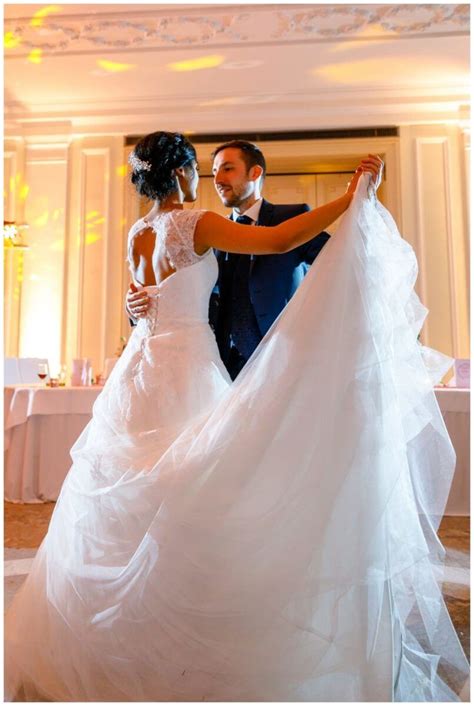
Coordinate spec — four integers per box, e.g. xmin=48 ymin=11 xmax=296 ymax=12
xmin=212 ymin=148 xmax=258 ymax=208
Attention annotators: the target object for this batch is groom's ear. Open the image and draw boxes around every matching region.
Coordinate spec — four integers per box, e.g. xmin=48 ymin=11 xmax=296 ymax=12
xmin=248 ymin=164 xmax=263 ymax=182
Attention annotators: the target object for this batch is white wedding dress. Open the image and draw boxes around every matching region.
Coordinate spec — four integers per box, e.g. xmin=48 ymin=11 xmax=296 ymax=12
xmin=5 ymin=177 xmax=469 ymax=702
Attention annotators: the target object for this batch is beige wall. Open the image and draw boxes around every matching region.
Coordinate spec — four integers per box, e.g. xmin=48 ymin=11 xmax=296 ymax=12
xmin=399 ymin=125 xmax=470 ymax=357
xmin=4 ymin=127 xmax=470 ymax=374
xmin=5 ymin=136 xmax=125 ymax=375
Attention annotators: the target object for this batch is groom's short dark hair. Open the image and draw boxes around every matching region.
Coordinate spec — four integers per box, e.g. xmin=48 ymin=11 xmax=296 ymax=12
xmin=212 ymin=140 xmax=266 ymax=180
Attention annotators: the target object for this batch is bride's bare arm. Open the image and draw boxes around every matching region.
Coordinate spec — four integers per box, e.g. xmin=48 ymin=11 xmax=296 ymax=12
xmin=195 ymin=155 xmax=382 ymax=256
xmin=195 ymin=192 xmax=352 ymax=256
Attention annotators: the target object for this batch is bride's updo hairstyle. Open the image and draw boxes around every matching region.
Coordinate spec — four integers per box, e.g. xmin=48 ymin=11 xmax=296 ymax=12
xmin=130 ymin=131 xmax=196 ymax=201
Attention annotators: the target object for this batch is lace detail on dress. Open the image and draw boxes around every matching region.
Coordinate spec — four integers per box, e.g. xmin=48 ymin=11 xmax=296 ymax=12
xmin=162 ymin=209 xmax=206 ymax=270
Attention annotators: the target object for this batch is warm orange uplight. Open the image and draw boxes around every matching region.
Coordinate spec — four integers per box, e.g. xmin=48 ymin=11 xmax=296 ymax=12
xmin=168 ymin=55 xmax=224 ymax=72
xmin=116 ymin=165 xmax=128 ymax=178
xmin=28 ymin=48 xmax=43 ymax=64
xmin=30 ymin=5 xmax=62 ymax=27
xmin=97 ymin=59 xmax=136 ymax=73
xmin=4 ymin=31 xmax=21 ymax=49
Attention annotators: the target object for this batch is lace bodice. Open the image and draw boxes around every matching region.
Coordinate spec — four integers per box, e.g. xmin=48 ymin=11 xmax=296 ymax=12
xmin=127 ymin=208 xmax=217 ymax=337
xmin=127 ymin=208 xmax=206 ymax=280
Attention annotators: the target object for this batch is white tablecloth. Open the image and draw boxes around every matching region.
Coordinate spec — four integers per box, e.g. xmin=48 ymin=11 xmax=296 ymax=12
xmin=4 ymin=385 xmax=102 ymax=503
xmin=434 ymin=388 xmax=470 ymax=516
xmin=4 ymin=385 xmax=469 ymax=512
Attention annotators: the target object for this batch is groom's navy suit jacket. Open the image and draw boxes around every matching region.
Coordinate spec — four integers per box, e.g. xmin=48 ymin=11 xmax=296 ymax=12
xmin=209 ymin=199 xmax=330 ymax=370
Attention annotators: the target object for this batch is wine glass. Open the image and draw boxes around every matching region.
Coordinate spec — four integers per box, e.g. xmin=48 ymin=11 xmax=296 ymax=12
xmin=37 ymin=362 xmax=49 ymax=384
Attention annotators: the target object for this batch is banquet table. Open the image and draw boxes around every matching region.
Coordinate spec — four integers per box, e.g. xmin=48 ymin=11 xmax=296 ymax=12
xmin=4 ymin=384 xmax=469 ymax=512
xmin=4 ymin=384 xmax=102 ymax=503
xmin=434 ymin=387 xmax=470 ymax=516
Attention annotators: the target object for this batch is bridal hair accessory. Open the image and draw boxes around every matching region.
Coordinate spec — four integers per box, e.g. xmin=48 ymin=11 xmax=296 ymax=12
xmin=128 ymin=153 xmax=152 ymax=172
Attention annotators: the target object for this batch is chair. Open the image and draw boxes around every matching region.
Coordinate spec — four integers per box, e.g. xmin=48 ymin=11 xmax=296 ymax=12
xmin=4 ymin=358 xmax=21 ymax=385
xmin=4 ymin=357 xmax=49 ymax=385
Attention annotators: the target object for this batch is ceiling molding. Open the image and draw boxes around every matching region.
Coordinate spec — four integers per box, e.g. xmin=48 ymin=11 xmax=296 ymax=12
xmin=5 ymin=4 xmax=470 ymax=59
xmin=6 ymin=82 xmax=469 ymax=110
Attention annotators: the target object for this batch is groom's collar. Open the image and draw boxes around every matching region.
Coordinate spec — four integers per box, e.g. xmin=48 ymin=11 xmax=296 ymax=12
xmin=231 ymin=197 xmax=263 ymax=223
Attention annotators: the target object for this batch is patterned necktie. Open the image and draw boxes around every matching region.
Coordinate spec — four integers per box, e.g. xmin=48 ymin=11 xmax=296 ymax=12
xmin=230 ymin=215 xmax=262 ymax=359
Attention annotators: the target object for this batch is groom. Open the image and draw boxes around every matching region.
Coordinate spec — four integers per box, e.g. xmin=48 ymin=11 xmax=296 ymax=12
xmin=209 ymin=140 xmax=331 ymax=379
xmin=126 ymin=140 xmax=383 ymax=380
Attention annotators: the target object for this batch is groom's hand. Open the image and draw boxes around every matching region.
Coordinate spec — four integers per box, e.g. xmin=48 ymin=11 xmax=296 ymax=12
xmin=126 ymin=283 xmax=149 ymax=320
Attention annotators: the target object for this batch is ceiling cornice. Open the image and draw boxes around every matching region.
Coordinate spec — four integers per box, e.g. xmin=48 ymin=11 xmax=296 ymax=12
xmin=5 ymin=4 xmax=470 ymax=59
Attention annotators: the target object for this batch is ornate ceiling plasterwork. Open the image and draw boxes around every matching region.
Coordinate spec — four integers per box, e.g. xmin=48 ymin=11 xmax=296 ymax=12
xmin=4 ymin=4 xmax=470 ymax=58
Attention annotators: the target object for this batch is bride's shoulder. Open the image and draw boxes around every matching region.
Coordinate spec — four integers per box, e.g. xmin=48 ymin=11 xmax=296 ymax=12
xmin=166 ymin=209 xmax=208 ymax=242
xmin=168 ymin=209 xmax=207 ymax=225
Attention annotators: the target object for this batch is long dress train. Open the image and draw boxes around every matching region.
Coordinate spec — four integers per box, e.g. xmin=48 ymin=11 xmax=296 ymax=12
xmin=5 ymin=177 xmax=469 ymax=701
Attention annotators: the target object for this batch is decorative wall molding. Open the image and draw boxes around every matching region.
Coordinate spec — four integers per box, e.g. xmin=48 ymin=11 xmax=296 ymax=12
xmin=18 ymin=143 xmax=68 ymax=369
xmin=5 ymin=87 xmax=469 ymax=139
xmin=63 ymin=136 xmax=125 ymax=373
xmin=5 ymin=4 xmax=470 ymax=58
xmin=4 ymin=140 xmax=26 ymax=357
xmin=402 ymin=126 xmax=469 ymax=358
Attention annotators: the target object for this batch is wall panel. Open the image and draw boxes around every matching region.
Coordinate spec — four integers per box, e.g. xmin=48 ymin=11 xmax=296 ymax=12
xmin=63 ymin=136 xmax=125 ymax=374
xmin=400 ymin=125 xmax=469 ymax=358
xmin=20 ymin=145 xmax=68 ymax=372
xmin=4 ymin=139 xmax=25 ymax=357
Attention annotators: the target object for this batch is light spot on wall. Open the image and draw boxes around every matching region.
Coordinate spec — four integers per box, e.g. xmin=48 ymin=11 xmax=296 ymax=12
xmin=96 ymin=59 xmax=136 ymax=73
xmin=30 ymin=5 xmax=62 ymax=27
xmin=328 ymin=24 xmax=397 ymax=53
xmin=312 ymin=57 xmax=467 ymax=85
xmin=168 ymin=55 xmax=224 ymax=72
xmin=85 ymin=232 xmax=101 ymax=245
xmin=19 ymin=185 xmax=30 ymax=201
xmin=4 ymin=32 xmax=21 ymax=49
xmin=34 ymin=211 xmax=49 ymax=227
xmin=28 ymin=48 xmax=43 ymax=64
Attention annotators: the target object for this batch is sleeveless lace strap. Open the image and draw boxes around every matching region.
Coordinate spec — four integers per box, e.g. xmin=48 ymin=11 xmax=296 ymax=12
xmin=164 ymin=209 xmax=206 ymax=270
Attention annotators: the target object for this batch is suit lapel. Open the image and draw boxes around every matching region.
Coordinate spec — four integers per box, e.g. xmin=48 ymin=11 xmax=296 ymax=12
xmin=256 ymin=199 xmax=275 ymax=227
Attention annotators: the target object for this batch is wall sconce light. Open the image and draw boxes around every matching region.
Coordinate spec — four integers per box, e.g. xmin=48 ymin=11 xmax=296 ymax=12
xmin=3 ymin=221 xmax=29 ymax=249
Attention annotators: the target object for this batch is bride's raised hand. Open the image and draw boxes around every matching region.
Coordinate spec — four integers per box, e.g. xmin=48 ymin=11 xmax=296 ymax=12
xmin=347 ymin=154 xmax=384 ymax=194
xmin=346 ymin=167 xmax=364 ymax=195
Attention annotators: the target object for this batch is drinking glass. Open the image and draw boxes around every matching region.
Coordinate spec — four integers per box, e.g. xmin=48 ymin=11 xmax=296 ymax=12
xmin=37 ymin=362 xmax=49 ymax=384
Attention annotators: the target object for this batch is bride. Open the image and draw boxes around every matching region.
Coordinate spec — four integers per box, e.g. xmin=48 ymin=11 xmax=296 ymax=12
xmin=5 ymin=132 xmax=468 ymax=702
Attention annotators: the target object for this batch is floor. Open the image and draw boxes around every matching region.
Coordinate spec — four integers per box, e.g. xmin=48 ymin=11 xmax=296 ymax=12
xmin=4 ymin=503 xmax=470 ymax=697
